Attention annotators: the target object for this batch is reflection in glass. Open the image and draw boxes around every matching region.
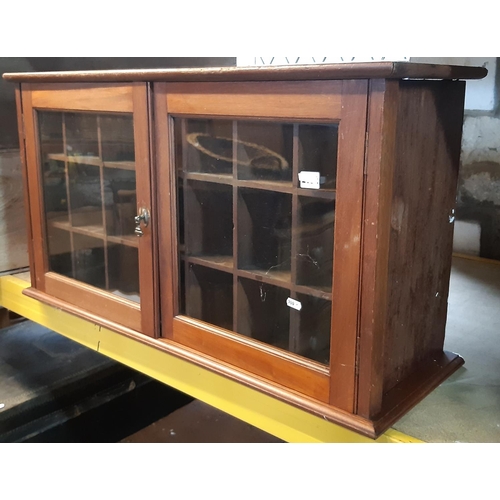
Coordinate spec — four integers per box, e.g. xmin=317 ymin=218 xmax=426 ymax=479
xmin=38 ymin=111 xmax=140 ymax=302
xmin=181 ymin=118 xmax=233 ymax=175
xmin=65 ymin=113 xmax=99 ymax=158
xmin=237 ymin=121 xmax=293 ymax=183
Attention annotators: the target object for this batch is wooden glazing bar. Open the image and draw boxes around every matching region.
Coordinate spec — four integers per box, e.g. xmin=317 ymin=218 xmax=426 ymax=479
xmin=232 ymin=120 xmax=239 ymax=333
xmin=289 ymin=123 xmax=300 ymax=352
xmin=97 ymin=115 xmax=110 ymax=291
xmin=180 ymin=118 xmax=192 ymax=319
xmin=61 ymin=113 xmax=76 ymax=278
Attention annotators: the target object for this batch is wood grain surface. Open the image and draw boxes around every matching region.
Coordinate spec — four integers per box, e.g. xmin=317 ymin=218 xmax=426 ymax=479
xmin=356 ymin=79 xmax=399 ymax=418
xmin=3 ymin=62 xmax=487 ymax=83
xmin=165 ymin=81 xmax=342 ymax=121
xmin=28 ymin=83 xmax=134 ymax=112
xmin=382 ymin=80 xmax=466 ymax=395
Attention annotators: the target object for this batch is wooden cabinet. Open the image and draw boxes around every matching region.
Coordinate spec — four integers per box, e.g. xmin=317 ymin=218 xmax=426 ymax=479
xmin=5 ymin=62 xmax=487 ymax=438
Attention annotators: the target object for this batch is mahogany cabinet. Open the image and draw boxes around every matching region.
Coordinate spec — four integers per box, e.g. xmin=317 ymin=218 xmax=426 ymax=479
xmin=4 ymin=62 xmax=487 ymax=438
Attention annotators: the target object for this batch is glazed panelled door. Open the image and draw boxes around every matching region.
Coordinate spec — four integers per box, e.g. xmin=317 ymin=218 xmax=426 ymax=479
xmin=155 ymin=81 xmax=367 ymax=410
xmin=22 ymin=83 xmax=155 ymax=336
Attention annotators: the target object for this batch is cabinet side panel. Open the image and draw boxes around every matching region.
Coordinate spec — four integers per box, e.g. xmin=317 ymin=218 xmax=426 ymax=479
xmin=382 ymin=80 xmax=465 ymax=394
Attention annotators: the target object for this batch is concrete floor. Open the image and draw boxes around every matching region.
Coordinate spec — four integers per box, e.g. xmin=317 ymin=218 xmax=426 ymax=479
xmin=121 ymin=399 xmax=283 ymax=443
xmin=394 ymin=256 xmax=500 ymax=442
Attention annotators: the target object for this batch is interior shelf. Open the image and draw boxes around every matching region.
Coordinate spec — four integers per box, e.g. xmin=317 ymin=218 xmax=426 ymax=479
xmin=179 ymin=254 xmax=332 ymax=302
xmin=237 ymin=268 xmax=292 ymax=287
xmin=237 ymin=178 xmax=293 ymax=194
xmin=49 ymin=216 xmax=138 ymax=248
xmin=182 ymin=171 xmax=233 ymax=186
xmin=182 ymin=254 xmax=234 ymax=273
xmin=179 ymin=171 xmax=336 ymax=201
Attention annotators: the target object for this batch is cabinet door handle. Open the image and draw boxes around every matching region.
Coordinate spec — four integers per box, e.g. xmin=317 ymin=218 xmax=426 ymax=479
xmin=134 ymin=208 xmax=150 ymax=237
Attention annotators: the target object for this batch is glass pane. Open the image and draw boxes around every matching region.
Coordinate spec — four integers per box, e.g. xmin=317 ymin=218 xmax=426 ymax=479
xmin=68 ymin=162 xmax=103 ymax=226
xmin=65 ymin=113 xmax=99 ymax=158
xmin=72 ymin=233 xmax=106 ymax=288
xmin=292 ymin=294 xmax=332 ymax=365
xmin=298 ymin=124 xmax=338 ymax=190
xmin=296 ymin=196 xmax=335 ymax=291
xmin=237 ymin=278 xmax=290 ymax=350
xmin=108 ymin=244 xmax=140 ymax=302
xmin=179 ymin=118 xmax=233 ymax=176
xmin=180 ymin=263 xmax=233 ymax=331
xmin=183 ymin=180 xmax=233 ymax=262
xmin=238 ymin=188 xmax=292 ymax=280
xmin=236 ymin=121 xmax=293 ymax=183
xmin=175 ymin=117 xmax=338 ymax=365
xmin=38 ymin=111 xmax=140 ymax=303
xmin=101 ymin=115 xmax=135 ymax=162
xmin=104 ymin=167 xmax=136 ymax=239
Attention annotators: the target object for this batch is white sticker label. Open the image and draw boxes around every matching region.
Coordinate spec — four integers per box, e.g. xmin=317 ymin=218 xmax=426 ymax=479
xmin=298 ymin=171 xmax=321 ymax=189
xmin=286 ymin=297 xmax=302 ymax=311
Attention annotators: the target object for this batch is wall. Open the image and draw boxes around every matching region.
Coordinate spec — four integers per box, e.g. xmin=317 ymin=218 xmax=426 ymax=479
xmin=457 ymin=112 xmax=500 ymax=260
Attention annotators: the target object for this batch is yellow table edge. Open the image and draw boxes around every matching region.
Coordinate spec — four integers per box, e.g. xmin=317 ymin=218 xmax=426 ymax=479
xmin=0 ymin=274 xmax=423 ymax=443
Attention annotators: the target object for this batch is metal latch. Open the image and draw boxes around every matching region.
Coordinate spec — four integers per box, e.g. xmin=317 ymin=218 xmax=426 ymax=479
xmin=134 ymin=208 xmax=150 ymax=237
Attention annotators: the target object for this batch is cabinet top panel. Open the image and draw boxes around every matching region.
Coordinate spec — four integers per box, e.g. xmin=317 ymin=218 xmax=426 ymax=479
xmin=3 ymin=62 xmax=487 ymax=83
